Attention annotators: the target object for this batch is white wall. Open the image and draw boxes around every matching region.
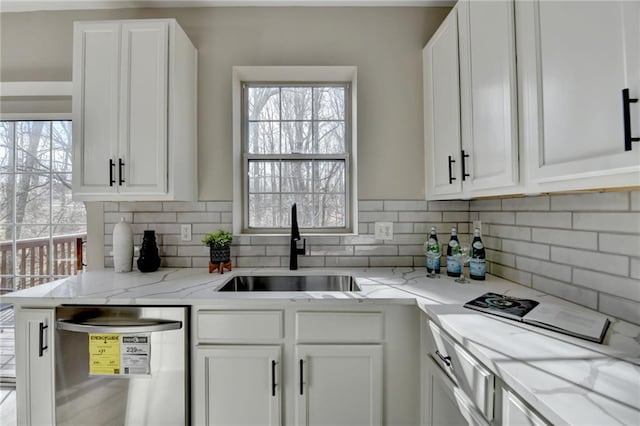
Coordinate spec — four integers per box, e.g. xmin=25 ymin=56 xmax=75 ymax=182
xmin=0 ymin=6 xmax=450 ymax=199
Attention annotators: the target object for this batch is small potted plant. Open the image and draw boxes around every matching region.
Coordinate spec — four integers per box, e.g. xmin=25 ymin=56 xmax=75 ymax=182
xmin=202 ymin=229 xmax=233 ymax=264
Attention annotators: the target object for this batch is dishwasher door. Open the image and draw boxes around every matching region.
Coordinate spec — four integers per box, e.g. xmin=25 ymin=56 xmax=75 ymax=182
xmin=55 ymin=306 xmax=189 ymax=426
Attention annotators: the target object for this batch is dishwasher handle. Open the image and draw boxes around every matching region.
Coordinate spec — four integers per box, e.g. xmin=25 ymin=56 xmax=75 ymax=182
xmin=56 ymin=319 xmax=182 ymax=334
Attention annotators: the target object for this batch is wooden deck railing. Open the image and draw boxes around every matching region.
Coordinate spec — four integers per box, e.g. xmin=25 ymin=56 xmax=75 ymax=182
xmin=0 ymin=233 xmax=86 ymax=293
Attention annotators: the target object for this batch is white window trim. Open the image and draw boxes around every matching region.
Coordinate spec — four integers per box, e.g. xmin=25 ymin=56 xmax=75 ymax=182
xmin=232 ymin=66 xmax=358 ymax=236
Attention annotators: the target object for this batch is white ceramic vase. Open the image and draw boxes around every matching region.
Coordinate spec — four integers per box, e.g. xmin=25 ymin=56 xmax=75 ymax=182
xmin=113 ymin=217 xmax=134 ymax=272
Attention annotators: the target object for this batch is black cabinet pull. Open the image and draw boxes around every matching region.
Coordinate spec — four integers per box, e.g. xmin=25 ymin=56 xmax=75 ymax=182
xmin=299 ymin=359 xmax=304 ymax=395
xmin=38 ymin=322 xmax=48 ymax=357
xmin=622 ymin=88 xmax=639 ymax=151
xmin=271 ymin=360 xmax=277 ymax=397
xmin=448 ymin=156 xmax=456 ymax=184
xmin=461 ymin=150 xmax=470 ymax=181
xmin=109 ymin=159 xmax=115 ymax=186
xmin=118 ymin=158 xmax=125 ymax=185
xmin=435 ymin=350 xmax=451 ymax=367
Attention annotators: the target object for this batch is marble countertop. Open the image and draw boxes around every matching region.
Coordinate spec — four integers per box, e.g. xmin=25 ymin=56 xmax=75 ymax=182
xmin=4 ymin=267 xmax=640 ymax=425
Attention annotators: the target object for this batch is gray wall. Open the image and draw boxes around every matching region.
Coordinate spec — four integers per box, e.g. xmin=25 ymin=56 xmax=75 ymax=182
xmin=1 ymin=6 xmax=449 ymax=200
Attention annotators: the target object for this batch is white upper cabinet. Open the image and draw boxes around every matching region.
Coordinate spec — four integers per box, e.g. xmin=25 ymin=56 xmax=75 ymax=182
xmin=424 ymin=1 xmax=520 ymax=200
xmin=423 ymin=8 xmax=463 ymax=198
xmin=517 ymin=0 xmax=640 ymax=191
xmin=72 ymin=19 xmax=197 ymax=201
xmin=458 ymin=0 xmax=519 ymax=194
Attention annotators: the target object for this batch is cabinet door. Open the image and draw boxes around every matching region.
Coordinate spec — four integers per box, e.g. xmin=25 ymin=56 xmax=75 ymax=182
xmin=72 ymin=22 xmax=120 ymax=197
xmin=501 ymin=388 xmax=548 ymax=426
xmin=518 ymin=0 xmax=640 ymax=190
xmin=195 ymin=345 xmax=281 ymax=426
xmin=423 ymin=8 xmax=463 ymax=198
xmin=422 ymin=356 xmax=488 ymax=426
xmin=118 ymin=21 xmax=168 ymax=195
xmin=296 ymin=344 xmax=382 ymax=426
xmin=458 ymin=0 xmax=519 ymax=192
xmin=15 ymin=308 xmax=55 ymax=426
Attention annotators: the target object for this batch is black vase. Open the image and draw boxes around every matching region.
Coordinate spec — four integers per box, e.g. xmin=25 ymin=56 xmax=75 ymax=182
xmin=137 ymin=230 xmax=161 ymax=272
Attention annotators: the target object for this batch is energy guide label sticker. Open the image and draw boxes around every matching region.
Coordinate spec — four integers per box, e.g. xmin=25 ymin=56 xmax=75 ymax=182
xmin=89 ymin=334 xmax=121 ymax=375
xmin=89 ymin=334 xmax=151 ymax=376
xmin=121 ymin=335 xmax=151 ymax=375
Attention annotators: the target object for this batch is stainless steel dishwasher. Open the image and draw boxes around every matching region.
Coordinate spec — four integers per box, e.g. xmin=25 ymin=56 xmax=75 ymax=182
xmin=55 ymin=305 xmax=189 ymax=425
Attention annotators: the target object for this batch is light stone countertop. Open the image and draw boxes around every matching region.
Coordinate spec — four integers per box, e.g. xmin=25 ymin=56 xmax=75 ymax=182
xmin=3 ymin=267 xmax=640 ymax=425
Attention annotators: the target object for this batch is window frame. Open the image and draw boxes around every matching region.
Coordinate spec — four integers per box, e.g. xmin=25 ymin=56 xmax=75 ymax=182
xmin=232 ymin=67 xmax=358 ymax=235
xmin=0 ymin=113 xmax=86 ymax=291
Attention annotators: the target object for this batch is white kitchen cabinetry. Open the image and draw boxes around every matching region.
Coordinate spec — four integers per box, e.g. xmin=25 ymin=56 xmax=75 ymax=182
xmin=15 ymin=308 xmax=55 ymax=426
xmin=424 ymin=1 xmax=519 ymax=200
xmin=500 ymin=386 xmax=549 ymax=426
xmin=517 ymin=0 xmax=640 ymax=191
xmin=423 ymin=7 xmax=462 ymax=198
xmin=296 ymin=344 xmax=382 ymax=426
xmin=72 ymin=19 xmax=197 ymax=201
xmin=457 ymin=0 xmax=519 ymax=194
xmin=422 ymin=356 xmax=488 ymax=426
xmin=193 ymin=306 xmax=417 ymax=426
xmin=195 ymin=346 xmax=281 ymax=426
xmin=420 ymin=314 xmax=494 ymax=426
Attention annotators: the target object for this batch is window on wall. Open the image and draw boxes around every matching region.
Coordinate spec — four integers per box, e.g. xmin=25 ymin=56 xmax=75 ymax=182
xmin=0 ymin=120 xmax=86 ymax=294
xmin=242 ymin=82 xmax=352 ymax=233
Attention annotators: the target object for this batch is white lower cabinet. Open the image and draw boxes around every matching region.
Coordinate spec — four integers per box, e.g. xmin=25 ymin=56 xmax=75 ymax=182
xmin=15 ymin=308 xmax=55 ymax=426
xmin=500 ymin=386 xmax=549 ymax=426
xmin=193 ymin=306 xmax=417 ymax=426
xmin=195 ymin=345 xmax=281 ymax=426
xmin=295 ymin=344 xmax=382 ymax=426
xmin=423 ymin=356 xmax=488 ymax=426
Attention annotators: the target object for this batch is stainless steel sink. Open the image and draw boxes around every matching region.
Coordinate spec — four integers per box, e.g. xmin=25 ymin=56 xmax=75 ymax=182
xmin=217 ymin=275 xmax=360 ymax=292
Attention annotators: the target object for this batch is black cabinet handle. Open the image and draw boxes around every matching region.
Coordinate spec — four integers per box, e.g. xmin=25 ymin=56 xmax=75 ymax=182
xmin=448 ymin=156 xmax=456 ymax=184
xmin=435 ymin=350 xmax=451 ymax=367
xmin=118 ymin=158 xmax=125 ymax=185
xmin=38 ymin=322 xmax=48 ymax=357
xmin=623 ymin=88 xmax=639 ymax=151
xmin=271 ymin=360 xmax=277 ymax=397
xmin=461 ymin=150 xmax=470 ymax=181
xmin=299 ymin=359 xmax=304 ymax=395
xmin=109 ymin=159 xmax=115 ymax=186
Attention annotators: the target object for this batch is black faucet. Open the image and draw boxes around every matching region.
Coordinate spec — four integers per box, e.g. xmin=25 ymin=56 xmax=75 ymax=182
xmin=290 ymin=203 xmax=306 ymax=270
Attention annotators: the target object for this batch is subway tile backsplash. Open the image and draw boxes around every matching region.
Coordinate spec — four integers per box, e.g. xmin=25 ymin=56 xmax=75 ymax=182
xmin=103 ymin=199 xmax=470 ymax=272
xmin=104 ymin=190 xmax=640 ymax=325
xmin=473 ymin=191 xmax=640 ymax=326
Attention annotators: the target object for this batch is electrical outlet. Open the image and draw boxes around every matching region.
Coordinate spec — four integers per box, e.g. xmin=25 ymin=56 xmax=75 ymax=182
xmin=472 ymin=220 xmax=482 ymax=235
xmin=374 ymin=222 xmax=393 ymax=240
xmin=181 ymin=224 xmax=192 ymax=241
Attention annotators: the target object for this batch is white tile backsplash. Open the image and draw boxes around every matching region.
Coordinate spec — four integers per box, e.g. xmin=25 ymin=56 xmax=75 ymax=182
xmin=501 ymin=196 xmax=550 ymax=211
xmin=531 ymin=228 xmax=598 ymax=250
xmin=573 ymin=212 xmax=640 ymax=232
xmin=479 ymin=211 xmax=516 ymax=225
xmin=470 ymin=191 xmax=640 ymax=325
xmin=598 ymin=233 xmax=640 ymax=256
xmin=502 ymin=240 xmax=550 ymax=260
xmin=572 ymin=269 xmax=640 ymax=302
xmin=104 ymin=191 xmax=640 ymax=325
xmin=532 ymin=275 xmax=598 ymax=310
xmin=550 ymin=246 xmax=628 ymax=276
xmin=515 ymin=212 xmax=572 ymax=228
xmin=599 ymin=293 xmax=640 ymax=325
xmin=515 ymin=256 xmax=572 ymax=282
xmin=550 ymin=192 xmax=629 ymax=211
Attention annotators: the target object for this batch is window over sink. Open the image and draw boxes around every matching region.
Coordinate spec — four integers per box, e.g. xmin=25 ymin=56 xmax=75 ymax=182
xmin=233 ymin=67 xmax=358 ymax=235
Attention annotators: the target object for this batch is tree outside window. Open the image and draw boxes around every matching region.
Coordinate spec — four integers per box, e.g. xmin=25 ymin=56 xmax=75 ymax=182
xmin=0 ymin=120 xmax=86 ymax=292
xmin=244 ymin=84 xmax=350 ymax=231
